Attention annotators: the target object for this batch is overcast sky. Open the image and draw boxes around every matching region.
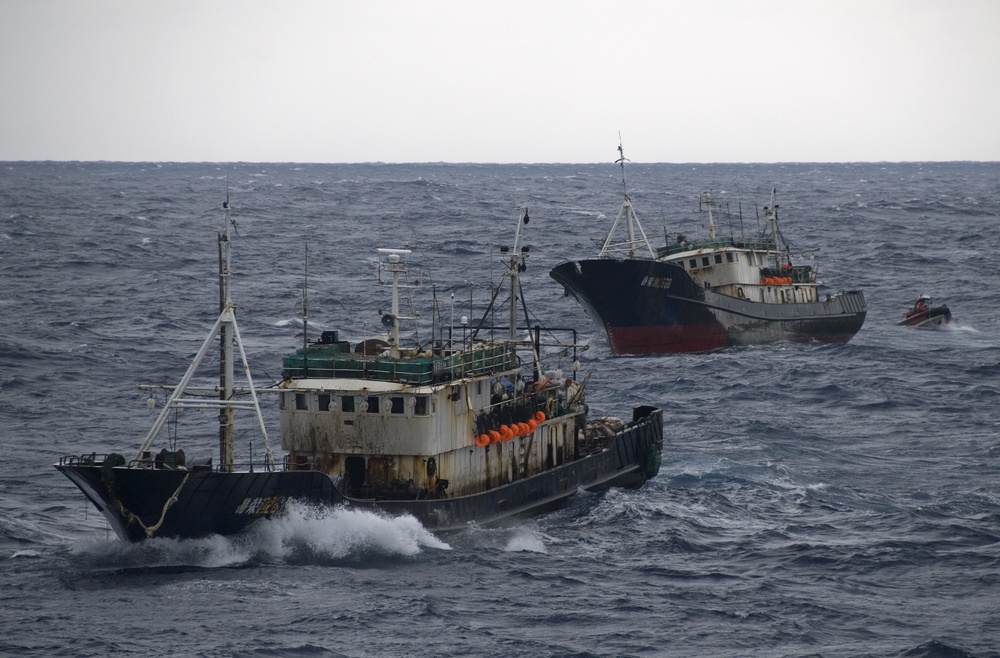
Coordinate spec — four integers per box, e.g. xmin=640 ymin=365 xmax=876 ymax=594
xmin=2 ymin=0 xmax=998 ymax=163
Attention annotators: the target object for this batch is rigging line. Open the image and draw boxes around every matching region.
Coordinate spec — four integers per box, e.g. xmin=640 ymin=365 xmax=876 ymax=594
xmin=468 ymin=268 xmax=507 ymax=343
xmin=517 ymin=275 xmax=543 ymax=379
xmin=514 ymin=284 xmax=563 ymax=345
xmin=431 ymin=284 xmax=439 ymax=346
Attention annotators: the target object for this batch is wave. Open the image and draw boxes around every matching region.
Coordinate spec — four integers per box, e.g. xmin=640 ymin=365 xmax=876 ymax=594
xmin=66 ymin=503 xmax=450 ymax=572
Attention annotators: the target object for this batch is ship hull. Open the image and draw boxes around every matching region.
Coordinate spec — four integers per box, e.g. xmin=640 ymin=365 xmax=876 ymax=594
xmin=551 ymin=259 xmax=867 ymax=355
xmin=57 ymin=407 xmax=663 ymax=542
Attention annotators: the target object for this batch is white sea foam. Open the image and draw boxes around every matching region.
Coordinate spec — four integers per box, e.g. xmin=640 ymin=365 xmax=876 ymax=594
xmin=70 ymin=504 xmax=449 ymax=569
xmin=244 ymin=502 xmax=451 ymax=560
xmin=502 ymin=527 xmax=547 ymax=554
xmin=10 ymin=549 xmax=42 ymax=559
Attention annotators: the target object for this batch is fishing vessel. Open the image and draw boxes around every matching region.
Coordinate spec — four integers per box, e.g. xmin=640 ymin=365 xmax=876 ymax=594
xmin=56 ymin=202 xmax=663 ymax=542
xmin=550 ymin=146 xmax=867 ymax=355
xmin=898 ymin=294 xmax=952 ymax=329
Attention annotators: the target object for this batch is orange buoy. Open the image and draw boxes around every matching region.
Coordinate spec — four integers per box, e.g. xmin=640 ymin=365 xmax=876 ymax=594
xmin=527 ymin=419 xmax=537 ymax=433
xmin=533 ymin=411 xmax=546 ymax=423
xmin=499 ymin=425 xmax=513 ymax=441
xmin=475 ymin=434 xmax=490 ymax=447
xmin=488 ymin=430 xmax=502 ymax=444
xmin=518 ymin=422 xmax=530 ymax=435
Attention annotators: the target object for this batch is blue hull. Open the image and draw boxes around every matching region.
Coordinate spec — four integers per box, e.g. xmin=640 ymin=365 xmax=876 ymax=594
xmin=551 ymin=259 xmax=867 ymax=355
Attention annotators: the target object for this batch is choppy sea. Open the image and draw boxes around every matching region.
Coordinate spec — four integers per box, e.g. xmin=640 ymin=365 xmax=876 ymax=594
xmin=2 ymin=161 xmax=999 ymax=658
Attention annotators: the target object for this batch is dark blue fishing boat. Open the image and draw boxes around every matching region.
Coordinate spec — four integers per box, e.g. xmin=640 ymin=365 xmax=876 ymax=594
xmin=550 ymin=145 xmax=867 ymax=355
xmin=56 ymin=203 xmax=663 ymax=542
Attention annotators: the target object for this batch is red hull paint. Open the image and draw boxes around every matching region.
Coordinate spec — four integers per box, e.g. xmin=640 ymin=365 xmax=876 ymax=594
xmin=606 ymin=323 xmax=859 ymax=355
xmin=607 ymin=324 xmax=729 ymax=355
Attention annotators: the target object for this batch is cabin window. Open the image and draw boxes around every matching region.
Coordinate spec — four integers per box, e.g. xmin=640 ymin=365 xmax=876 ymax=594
xmin=295 ymin=393 xmax=309 ymax=411
xmin=390 ymin=396 xmax=404 ymax=414
xmin=714 ymin=254 xmax=723 ymax=264
xmin=701 ymin=256 xmax=710 ymax=267
xmin=341 ymin=396 xmax=355 ymax=413
xmin=318 ymin=393 xmax=332 ymax=412
xmin=689 ymin=258 xmax=697 ymax=269
xmin=414 ymin=395 xmax=429 ymax=416
xmin=366 ymin=395 xmax=380 ymax=414
xmin=726 ymin=252 xmax=734 ymax=263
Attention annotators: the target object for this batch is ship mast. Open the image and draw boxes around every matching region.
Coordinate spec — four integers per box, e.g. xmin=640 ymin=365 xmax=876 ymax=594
xmin=507 ymin=208 xmax=543 ymax=380
xmin=219 ymin=198 xmax=235 ymax=469
xmin=134 ymin=199 xmax=273 ymax=471
xmin=764 ymin=187 xmax=788 ymax=265
xmin=509 ymin=208 xmax=527 ymax=342
xmin=467 ymin=208 xmax=541 ymax=378
xmin=377 ymin=248 xmax=412 ymax=359
xmin=598 ymin=138 xmax=655 ymax=259
xmin=700 ymin=190 xmax=718 ymax=240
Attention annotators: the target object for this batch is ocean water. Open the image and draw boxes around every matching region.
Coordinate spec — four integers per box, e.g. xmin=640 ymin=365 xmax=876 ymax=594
xmin=1 ymin=160 xmax=999 ymax=658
